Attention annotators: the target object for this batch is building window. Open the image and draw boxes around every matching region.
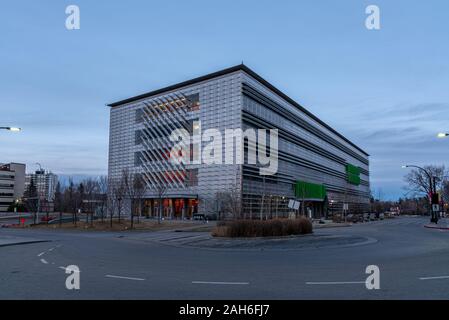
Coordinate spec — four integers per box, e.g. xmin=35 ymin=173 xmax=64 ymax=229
xmin=135 ymin=152 xmax=143 ymax=166
xmin=186 ymin=118 xmax=200 ymax=135
xmin=135 ymin=130 xmax=143 ymax=145
xmin=135 ymin=108 xmax=145 ymax=123
xmin=0 ymin=193 xmax=13 ymax=197
xmin=186 ymin=169 xmax=198 ymax=187
xmin=186 ymin=93 xmax=200 ymax=111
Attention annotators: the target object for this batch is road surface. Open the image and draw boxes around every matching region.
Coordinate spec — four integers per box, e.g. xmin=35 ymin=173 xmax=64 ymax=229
xmin=1 ymin=216 xmax=449 ymax=299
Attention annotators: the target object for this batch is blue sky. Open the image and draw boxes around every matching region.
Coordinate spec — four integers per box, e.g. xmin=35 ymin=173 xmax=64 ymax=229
xmin=1 ymin=0 xmax=448 ymax=199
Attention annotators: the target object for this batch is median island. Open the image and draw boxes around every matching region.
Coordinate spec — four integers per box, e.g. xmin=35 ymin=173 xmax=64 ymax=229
xmin=211 ymin=217 xmax=313 ymax=238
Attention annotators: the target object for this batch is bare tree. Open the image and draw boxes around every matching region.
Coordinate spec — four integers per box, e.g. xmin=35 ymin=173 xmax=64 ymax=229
xmin=144 ymin=174 xmax=168 ymax=224
xmin=54 ymin=182 xmax=63 ymax=227
xmin=134 ymin=174 xmax=148 ymax=224
xmin=75 ymin=182 xmax=85 ymax=226
xmin=98 ymin=175 xmax=108 ymax=223
xmin=111 ymin=176 xmax=126 ymax=224
xmin=218 ymin=169 xmax=243 ymax=220
xmin=107 ymin=185 xmax=116 ymax=228
xmin=155 ymin=183 xmax=168 ymax=224
xmin=123 ymin=169 xmax=148 ymax=229
xmin=24 ymin=179 xmax=39 ymax=224
xmin=67 ymin=179 xmax=76 ymax=224
xmin=83 ymin=178 xmax=99 ymax=225
xmin=215 ymin=189 xmax=242 ymax=220
xmin=229 ymin=188 xmax=243 ymax=219
xmin=404 ymin=165 xmax=447 ymax=197
xmin=122 ymin=169 xmax=134 ymax=228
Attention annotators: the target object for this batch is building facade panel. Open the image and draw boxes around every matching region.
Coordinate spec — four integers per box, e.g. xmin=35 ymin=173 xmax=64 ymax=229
xmin=241 ymin=73 xmax=370 ymax=216
xmin=108 ymin=71 xmax=243 ymax=217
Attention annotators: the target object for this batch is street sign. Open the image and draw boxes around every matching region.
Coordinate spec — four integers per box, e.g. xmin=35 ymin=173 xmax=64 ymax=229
xmin=293 ymin=201 xmax=300 ymax=210
xmin=432 ymin=204 xmax=440 ymax=212
xmin=288 ymin=200 xmax=301 ymax=210
xmin=288 ymin=200 xmax=294 ymax=209
xmin=343 ymin=203 xmax=349 ymax=211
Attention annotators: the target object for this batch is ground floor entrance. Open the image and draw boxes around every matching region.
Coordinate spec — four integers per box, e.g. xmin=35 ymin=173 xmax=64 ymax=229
xmin=301 ymin=200 xmax=326 ymax=219
xmin=142 ymin=198 xmax=198 ymax=219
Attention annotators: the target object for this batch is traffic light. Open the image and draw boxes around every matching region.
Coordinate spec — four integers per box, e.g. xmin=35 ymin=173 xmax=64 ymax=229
xmin=431 ymin=193 xmax=440 ymax=205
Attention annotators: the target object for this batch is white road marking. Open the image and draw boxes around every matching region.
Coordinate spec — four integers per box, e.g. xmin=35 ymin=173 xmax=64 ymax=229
xmin=192 ymin=281 xmax=250 ymax=285
xmin=37 ymin=252 xmax=46 ymax=257
xmin=419 ymin=275 xmax=449 ymax=281
xmin=105 ymin=275 xmax=145 ymax=281
xmin=306 ymin=281 xmax=365 ymax=285
xmin=48 ymin=247 xmax=55 ymax=252
xmin=40 ymin=259 xmax=48 ymax=264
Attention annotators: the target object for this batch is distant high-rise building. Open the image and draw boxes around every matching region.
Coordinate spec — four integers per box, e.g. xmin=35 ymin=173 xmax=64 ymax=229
xmin=25 ymin=169 xmax=58 ymax=205
xmin=0 ymin=163 xmax=26 ymax=212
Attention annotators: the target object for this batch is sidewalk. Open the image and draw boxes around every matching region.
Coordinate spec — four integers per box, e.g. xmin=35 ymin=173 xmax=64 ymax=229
xmin=424 ymin=218 xmax=449 ymax=230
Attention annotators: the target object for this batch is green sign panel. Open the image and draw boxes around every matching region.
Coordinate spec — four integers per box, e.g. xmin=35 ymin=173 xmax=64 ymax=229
xmin=294 ymin=181 xmax=327 ymax=200
xmin=346 ymin=164 xmax=361 ymax=186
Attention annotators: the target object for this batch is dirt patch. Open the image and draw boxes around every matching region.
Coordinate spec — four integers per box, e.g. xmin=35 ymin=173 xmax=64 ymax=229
xmin=21 ymin=219 xmax=207 ymax=232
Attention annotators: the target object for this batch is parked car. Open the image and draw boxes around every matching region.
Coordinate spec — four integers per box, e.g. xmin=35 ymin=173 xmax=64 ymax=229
xmin=205 ymin=214 xmax=217 ymax=221
xmin=346 ymin=214 xmax=361 ymax=223
xmin=363 ymin=213 xmax=370 ymax=222
xmin=379 ymin=213 xmax=385 ymax=220
xmin=369 ymin=213 xmax=377 ymax=221
xmin=193 ymin=213 xmax=206 ymax=221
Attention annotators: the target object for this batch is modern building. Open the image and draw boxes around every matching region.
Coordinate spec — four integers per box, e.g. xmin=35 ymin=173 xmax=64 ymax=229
xmin=25 ymin=169 xmax=58 ymax=212
xmin=107 ymin=65 xmax=370 ymax=219
xmin=0 ymin=163 xmax=26 ymax=212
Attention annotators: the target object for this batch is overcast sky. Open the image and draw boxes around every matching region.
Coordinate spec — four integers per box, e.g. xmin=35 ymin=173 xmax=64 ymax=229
xmin=1 ymin=0 xmax=448 ymax=199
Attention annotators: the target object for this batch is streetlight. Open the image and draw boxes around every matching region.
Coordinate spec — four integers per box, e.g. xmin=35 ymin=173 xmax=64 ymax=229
xmin=402 ymin=165 xmax=437 ymax=223
xmin=437 ymin=133 xmax=449 ymax=138
xmin=0 ymin=127 xmax=21 ymax=132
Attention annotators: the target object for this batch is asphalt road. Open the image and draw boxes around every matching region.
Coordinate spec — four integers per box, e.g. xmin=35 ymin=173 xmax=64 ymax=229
xmin=1 ymin=216 xmax=449 ymax=299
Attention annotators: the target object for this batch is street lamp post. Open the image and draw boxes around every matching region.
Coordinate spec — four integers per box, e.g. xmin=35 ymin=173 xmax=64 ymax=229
xmin=402 ymin=165 xmax=437 ymax=223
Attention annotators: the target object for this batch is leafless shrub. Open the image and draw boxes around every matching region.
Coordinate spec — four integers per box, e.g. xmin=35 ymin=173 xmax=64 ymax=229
xmin=212 ymin=218 xmax=313 ymax=238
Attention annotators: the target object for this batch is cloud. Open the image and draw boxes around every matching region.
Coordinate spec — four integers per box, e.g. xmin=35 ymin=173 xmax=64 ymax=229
xmin=325 ymin=101 xmax=449 ymax=200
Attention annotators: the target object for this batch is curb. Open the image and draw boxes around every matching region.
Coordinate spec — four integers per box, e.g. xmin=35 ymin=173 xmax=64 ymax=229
xmin=314 ymin=223 xmax=352 ymax=229
xmin=0 ymin=240 xmax=50 ymax=248
xmin=424 ymin=225 xmax=449 ymax=230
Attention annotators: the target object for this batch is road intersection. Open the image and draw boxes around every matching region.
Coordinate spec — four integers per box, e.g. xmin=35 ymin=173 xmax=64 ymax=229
xmin=1 ymin=216 xmax=449 ymax=299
